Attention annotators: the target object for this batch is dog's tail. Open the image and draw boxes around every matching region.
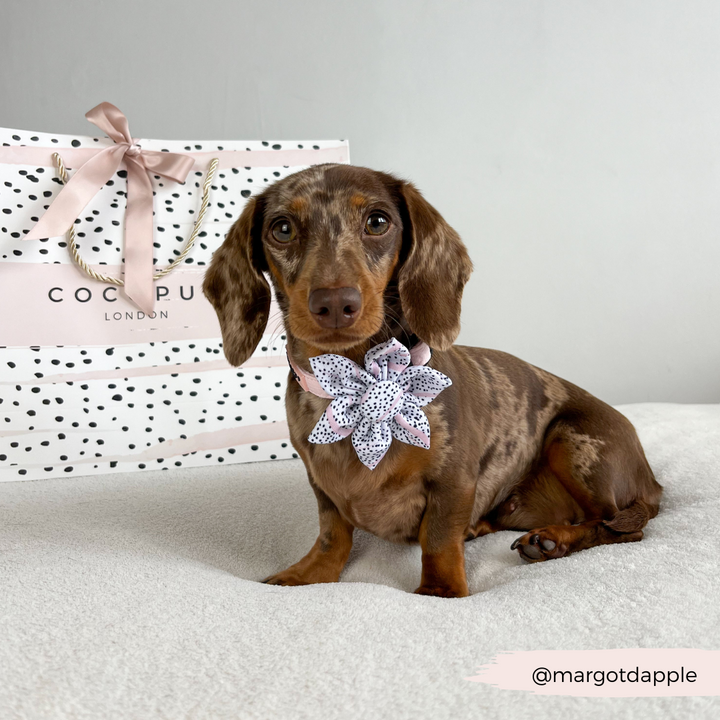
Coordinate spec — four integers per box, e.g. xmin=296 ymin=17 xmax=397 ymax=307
xmin=602 ymin=498 xmax=659 ymax=533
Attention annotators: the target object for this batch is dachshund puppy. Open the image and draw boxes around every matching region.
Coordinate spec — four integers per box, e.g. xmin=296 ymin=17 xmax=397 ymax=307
xmin=203 ymin=164 xmax=662 ymax=598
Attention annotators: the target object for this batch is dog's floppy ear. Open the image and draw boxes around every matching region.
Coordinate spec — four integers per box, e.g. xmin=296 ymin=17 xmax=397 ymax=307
xmin=203 ymin=197 xmax=270 ymax=366
xmin=396 ymin=182 xmax=473 ymax=350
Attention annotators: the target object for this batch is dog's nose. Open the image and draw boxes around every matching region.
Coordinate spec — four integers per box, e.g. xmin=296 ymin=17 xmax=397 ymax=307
xmin=308 ymin=287 xmax=362 ymax=329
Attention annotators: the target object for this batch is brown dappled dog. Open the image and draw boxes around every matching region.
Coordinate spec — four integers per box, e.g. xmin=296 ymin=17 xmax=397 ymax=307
xmin=203 ymin=164 xmax=662 ymax=598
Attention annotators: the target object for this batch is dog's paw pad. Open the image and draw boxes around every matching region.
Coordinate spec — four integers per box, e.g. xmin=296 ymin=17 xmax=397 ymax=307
xmin=511 ymin=529 xmax=567 ymax=563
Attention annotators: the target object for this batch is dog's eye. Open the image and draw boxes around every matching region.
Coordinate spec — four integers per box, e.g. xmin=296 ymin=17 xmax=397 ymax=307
xmin=365 ymin=212 xmax=390 ymax=236
xmin=271 ymin=219 xmax=295 ymax=243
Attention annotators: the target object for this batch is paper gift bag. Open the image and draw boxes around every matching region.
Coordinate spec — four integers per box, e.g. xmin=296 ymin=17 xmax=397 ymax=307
xmin=0 ymin=103 xmax=350 ymax=482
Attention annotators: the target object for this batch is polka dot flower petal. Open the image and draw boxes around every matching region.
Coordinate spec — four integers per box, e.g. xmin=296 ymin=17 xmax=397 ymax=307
xmin=307 ymin=338 xmax=452 ymax=469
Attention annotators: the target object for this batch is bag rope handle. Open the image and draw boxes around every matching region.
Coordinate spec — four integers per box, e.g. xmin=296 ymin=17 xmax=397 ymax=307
xmin=51 ymin=152 xmax=219 ymax=286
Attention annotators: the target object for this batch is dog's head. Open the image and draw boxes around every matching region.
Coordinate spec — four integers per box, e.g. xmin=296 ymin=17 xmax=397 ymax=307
xmin=203 ymin=164 xmax=473 ymax=365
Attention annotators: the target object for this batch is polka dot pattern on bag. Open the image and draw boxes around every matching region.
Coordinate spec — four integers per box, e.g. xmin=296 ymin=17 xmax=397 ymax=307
xmin=0 ymin=339 xmax=294 ymax=481
xmin=1 ymin=127 xmax=349 ymax=480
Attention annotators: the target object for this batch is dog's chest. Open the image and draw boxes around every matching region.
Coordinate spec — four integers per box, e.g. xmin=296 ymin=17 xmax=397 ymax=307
xmin=289 ymin=387 xmax=448 ymax=543
xmin=310 ymin=440 xmax=430 ymax=542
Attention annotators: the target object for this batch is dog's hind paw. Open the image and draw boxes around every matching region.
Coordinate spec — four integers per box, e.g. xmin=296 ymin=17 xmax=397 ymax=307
xmin=511 ymin=529 xmax=568 ymax=563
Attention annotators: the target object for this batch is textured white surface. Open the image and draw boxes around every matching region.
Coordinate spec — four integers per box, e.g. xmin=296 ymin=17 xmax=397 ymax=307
xmin=1 ymin=403 xmax=719 ymax=719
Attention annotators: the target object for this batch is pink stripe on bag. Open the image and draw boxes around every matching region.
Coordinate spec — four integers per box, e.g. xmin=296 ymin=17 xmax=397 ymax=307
xmin=0 ymin=145 xmax=349 ymax=171
xmin=0 ymin=356 xmax=288 ymax=387
xmin=10 ymin=421 xmax=291 ymax=467
xmin=0 ymin=263 xmax=285 ymax=347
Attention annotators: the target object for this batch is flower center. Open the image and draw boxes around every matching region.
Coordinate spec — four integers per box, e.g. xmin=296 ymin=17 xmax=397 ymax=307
xmin=360 ymin=380 xmax=404 ymax=424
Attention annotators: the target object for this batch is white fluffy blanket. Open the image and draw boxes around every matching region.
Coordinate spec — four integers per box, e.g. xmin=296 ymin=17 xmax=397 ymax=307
xmin=1 ymin=403 xmax=719 ymax=719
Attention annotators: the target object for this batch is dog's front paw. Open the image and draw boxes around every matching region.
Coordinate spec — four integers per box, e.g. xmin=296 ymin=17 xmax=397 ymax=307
xmin=414 ymin=583 xmax=469 ymax=598
xmin=261 ymin=569 xmax=311 ymax=586
xmin=261 ymin=560 xmax=343 ymax=586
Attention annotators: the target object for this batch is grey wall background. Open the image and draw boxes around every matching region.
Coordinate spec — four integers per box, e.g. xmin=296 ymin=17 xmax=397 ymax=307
xmin=2 ymin=0 xmax=718 ymax=404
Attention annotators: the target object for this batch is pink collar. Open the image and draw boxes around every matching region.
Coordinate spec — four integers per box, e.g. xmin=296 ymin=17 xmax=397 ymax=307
xmin=288 ymin=341 xmax=432 ymax=399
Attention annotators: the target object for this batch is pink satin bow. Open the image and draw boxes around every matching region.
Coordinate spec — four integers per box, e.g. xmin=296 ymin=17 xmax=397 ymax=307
xmin=24 ymin=102 xmax=195 ymax=312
